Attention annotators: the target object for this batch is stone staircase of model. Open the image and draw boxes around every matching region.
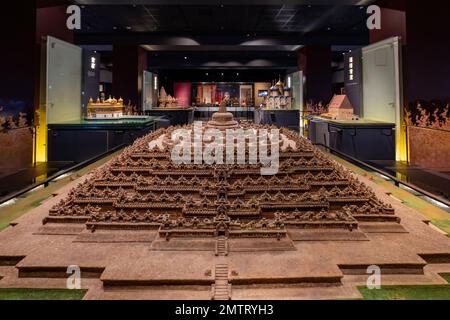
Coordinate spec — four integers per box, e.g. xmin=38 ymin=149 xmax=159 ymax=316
xmin=215 ymin=236 xmax=228 ymax=256
xmin=212 ymin=263 xmax=231 ymax=300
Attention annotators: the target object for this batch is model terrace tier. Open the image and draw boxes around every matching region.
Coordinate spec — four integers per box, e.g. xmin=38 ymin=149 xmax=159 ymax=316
xmin=44 ymin=124 xmax=398 ymax=239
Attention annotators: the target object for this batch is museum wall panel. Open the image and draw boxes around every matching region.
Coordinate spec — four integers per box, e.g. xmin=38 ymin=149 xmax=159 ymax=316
xmin=343 ymin=50 xmax=363 ymax=116
xmin=0 ymin=128 xmax=33 ymax=170
xmin=0 ymin=2 xmax=36 ymax=170
xmin=46 ymin=37 xmax=82 ymax=124
xmin=405 ymin=2 xmax=450 ymax=102
xmin=113 ymin=45 xmax=148 ymax=109
xmin=362 ymin=40 xmax=398 ymax=124
xmin=409 ymin=127 xmax=450 ymax=171
xmin=369 ymin=8 xmax=406 ymax=45
xmin=36 ymin=6 xmax=74 ymax=45
xmin=174 ymin=83 xmax=192 ymax=108
xmin=254 ymin=83 xmax=271 ymax=106
xmin=143 ymin=71 xmax=158 ymax=110
xmin=297 ymin=46 xmax=332 ymax=105
xmin=403 ymin=3 xmax=450 ymax=169
xmin=82 ymin=50 xmax=100 ymax=115
xmin=408 ymin=100 xmax=450 ymax=170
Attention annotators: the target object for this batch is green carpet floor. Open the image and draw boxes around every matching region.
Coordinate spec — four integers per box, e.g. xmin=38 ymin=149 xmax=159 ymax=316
xmin=0 ymin=288 xmax=86 ymax=300
xmin=358 ymin=273 xmax=450 ymax=300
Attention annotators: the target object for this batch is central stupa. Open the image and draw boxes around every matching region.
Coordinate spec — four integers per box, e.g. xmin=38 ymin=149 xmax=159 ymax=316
xmin=205 ymin=97 xmax=239 ymax=130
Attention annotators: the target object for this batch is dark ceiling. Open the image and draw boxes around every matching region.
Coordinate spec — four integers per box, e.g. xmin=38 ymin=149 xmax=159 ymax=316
xmin=68 ymin=1 xmax=374 ymax=71
xmin=76 ymin=4 xmax=370 ymax=35
xmin=74 ymin=3 xmax=372 ymax=46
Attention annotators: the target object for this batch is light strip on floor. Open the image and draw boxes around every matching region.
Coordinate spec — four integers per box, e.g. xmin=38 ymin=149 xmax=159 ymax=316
xmin=0 ymin=198 xmax=17 ymax=209
xmin=423 ymin=196 xmax=450 ymax=210
xmin=52 ymin=172 xmax=73 ymax=182
xmin=26 ymin=185 xmax=44 ymax=194
xmin=387 ymin=192 xmax=403 ymax=203
xmin=373 ymin=172 xmax=391 ymax=181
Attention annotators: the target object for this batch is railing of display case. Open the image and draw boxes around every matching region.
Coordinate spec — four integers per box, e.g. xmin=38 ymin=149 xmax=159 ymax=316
xmin=0 ymin=143 xmax=126 ymax=206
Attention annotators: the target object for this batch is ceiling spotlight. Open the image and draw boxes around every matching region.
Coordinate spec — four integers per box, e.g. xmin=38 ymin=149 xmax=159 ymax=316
xmin=126 ymin=26 xmax=132 ymax=30
xmin=236 ymin=72 xmax=239 ymax=76
xmin=221 ymin=73 xmax=224 ymax=76
xmin=184 ymin=56 xmax=188 ymax=60
xmin=327 ymin=27 xmax=332 ymax=31
xmin=113 ymin=26 xmax=118 ymax=30
xmin=206 ymin=72 xmax=209 ymax=76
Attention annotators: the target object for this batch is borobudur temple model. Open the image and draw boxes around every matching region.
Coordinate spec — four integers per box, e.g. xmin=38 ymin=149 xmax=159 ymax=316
xmin=44 ymin=108 xmax=398 ymax=241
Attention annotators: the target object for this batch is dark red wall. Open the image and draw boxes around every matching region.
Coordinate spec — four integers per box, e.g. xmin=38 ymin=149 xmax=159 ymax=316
xmin=0 ymin=2 xmax=37 ymax=120
xmin=113 ymin=45 xmax=147 ymax=109
xmin=298 ymin=46 xmax=332 ymax=104
xmin=174 ymin=83 xmax=192 ymax=107
xmin=369 ymin=8 xmax=406 ymax=45
xmin=36 ymin=6 xmax=74 ymax=44
xmin=0 ymin=2 xmax=37 ymax=169
xmin=405 ymin=2 xmax=450 ymax=102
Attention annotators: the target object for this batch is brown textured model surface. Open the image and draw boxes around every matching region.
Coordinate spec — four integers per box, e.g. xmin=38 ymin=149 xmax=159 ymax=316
xmin=44 ymin=121 xmax=397 ymax=242
xmin=0 ymin=116 xmax=450 ymax=299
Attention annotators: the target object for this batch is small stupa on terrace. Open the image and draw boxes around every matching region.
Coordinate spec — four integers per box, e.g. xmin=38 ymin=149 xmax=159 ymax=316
xmin=206 ymin=96 xmax=239 ymax=130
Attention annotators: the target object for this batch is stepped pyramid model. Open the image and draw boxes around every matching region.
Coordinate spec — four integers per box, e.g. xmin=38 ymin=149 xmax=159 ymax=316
xmin=45 ymin=119 xmax=398 ymax=240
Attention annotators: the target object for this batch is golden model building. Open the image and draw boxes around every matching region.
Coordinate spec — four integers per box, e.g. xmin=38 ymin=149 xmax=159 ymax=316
xmin=87 ymin=97 xmax=124 ymax=119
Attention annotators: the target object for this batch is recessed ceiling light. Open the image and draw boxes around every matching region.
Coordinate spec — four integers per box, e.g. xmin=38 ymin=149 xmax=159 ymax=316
xmin=113 ymin=26 xmax=118 ymax=30
xmin=184 ymin=56 xmax=188 ymax=60
xmin=327 ymin=27 xmax=332 ymax=31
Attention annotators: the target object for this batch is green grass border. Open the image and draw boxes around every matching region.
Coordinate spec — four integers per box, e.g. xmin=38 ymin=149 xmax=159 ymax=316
xmin=0 ymin=288 xmax=87 ymax=300
xmin=357 ymin=274 xmax=450 ymax=300
xmin=358 ymin=285 xmax=450 ymax=300
xmin=431 ymin=220 xmax=450 ymax=237
xmin=439 ymin=273 xmax=450 ymax=284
